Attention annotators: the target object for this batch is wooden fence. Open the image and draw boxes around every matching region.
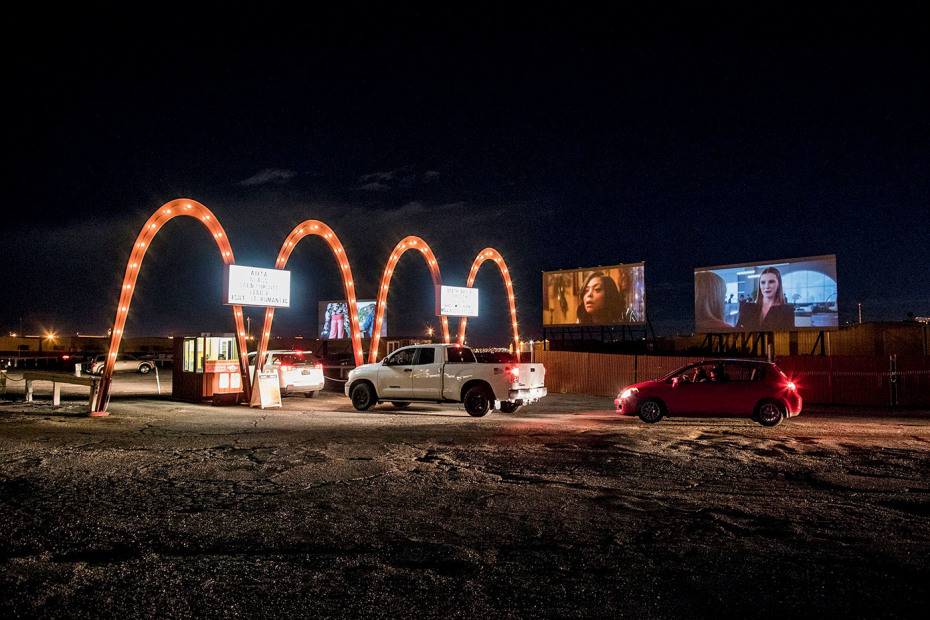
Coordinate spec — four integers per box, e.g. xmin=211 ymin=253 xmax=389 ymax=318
xmin=774 ymin=355 xmax=930 ymax=407
xmin=535 ymin=351 xmax=706 ymax=398
xmin=535 ymin=350 xmax=930 ymax=406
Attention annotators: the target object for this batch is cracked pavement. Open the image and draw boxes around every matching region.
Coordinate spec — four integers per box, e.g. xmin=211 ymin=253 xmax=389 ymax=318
xmin=2 ymin=373 xmax=929 ymax=617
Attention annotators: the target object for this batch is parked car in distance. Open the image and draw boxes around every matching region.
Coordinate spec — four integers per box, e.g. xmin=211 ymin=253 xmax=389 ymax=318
xmin=615 ymin=359 xmax=802 ymax=426
xmin=88 ymin=354 xmax=156 ymax=375
xmin=247 ymin=350 xmax=325 ymax=397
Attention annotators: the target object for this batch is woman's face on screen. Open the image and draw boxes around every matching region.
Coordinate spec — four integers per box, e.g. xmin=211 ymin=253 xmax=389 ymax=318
xmin=583 ymin=277 xmax=606 ymax=314
xmin=759 ymin=273 xmax=779 ymax=301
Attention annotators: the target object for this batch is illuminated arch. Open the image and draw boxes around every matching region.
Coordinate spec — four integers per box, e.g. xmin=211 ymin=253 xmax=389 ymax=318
xmin=456 ymin=248 xmax=520 ymax=349
xmin=256 ymin=221 xmax=364 ymax=370
xmin=369 ymin=236 xmax=447 ymax=363
xmin=96 ymin=199 xmax=249 ymax=412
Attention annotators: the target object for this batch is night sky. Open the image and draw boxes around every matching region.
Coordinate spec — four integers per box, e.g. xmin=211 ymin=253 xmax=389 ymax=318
xmin=3 ymin=4 xmax=928 ymax=345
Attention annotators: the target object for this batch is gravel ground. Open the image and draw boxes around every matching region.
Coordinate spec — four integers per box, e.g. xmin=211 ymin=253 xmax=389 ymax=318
xmin=2 ymin=371 xmax=929 ymax=618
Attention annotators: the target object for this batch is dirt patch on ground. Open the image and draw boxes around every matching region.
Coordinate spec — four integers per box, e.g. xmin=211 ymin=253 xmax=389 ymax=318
xmin=2 ymin=375 xmax=930 ymax=617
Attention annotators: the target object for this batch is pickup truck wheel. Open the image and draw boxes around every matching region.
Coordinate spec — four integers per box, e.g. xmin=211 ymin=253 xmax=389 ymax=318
xmin=464 ymin=386 xmax=492 ymax=417
xmin=499 ymin=401 xmax=521 ymax=414
xmin=391 ymin=401 xmax=411 ymax=409
xmin=351 ymin=383 xmax=376 ymax=411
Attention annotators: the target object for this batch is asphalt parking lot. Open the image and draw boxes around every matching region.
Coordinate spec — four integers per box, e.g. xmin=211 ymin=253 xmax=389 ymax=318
xmin=2 ymin=371 xmax=929 ymax=618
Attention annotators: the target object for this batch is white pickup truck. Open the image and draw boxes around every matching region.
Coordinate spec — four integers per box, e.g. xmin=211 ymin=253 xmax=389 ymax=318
xmin=345 ymin=344 xmax=547 ymax=416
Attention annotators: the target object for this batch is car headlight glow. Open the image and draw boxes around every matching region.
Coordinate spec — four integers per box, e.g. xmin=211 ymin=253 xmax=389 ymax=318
xmin=620 ymin=387 xmax=638 ymax=400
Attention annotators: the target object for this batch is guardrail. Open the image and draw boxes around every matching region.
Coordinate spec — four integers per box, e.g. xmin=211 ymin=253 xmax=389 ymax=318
xmin=22 ymin=370 xmax=103 ymax=412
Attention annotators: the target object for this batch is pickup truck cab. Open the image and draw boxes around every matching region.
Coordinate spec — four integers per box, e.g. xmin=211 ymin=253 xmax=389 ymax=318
xmin=345 ymin=344 xmax=547 ymax=416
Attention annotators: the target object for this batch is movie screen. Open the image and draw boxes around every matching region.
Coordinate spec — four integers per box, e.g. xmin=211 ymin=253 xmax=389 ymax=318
xmin=318 ymin=300 xmax=386 ymax=339
xmin=542 ymin=263 xmax=645 ymax=326
xmin=694 ymin=255 xmax=838 ymax=333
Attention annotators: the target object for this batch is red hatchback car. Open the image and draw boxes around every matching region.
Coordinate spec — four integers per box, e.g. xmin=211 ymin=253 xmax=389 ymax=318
xmin=615 ymin=359 xmax=802 ymax=426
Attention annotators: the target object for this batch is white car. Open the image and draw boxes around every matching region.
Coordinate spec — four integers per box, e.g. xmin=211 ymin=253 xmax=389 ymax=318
xmin=247 ymin=350 xmax=325 ymax=397
xmin=88 ymin=354 xmax=156 ymax=375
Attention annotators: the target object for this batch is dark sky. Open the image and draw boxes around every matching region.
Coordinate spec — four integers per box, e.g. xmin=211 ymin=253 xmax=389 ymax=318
xmin=3 ymin=4 xmax=928 ymax=345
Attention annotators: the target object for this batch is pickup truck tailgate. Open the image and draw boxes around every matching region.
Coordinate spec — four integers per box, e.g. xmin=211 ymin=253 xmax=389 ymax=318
xmin=514 ymin=363 xmax=546 ymax=388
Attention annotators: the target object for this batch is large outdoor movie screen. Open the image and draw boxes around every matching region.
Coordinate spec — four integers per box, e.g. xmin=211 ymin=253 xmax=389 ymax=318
xmin=694 ymin=255 xmax=838 ymax=333
xmin=542 ymin=263 xmax=645 ymax=326
xmin=318 ymin=300 xmax=386 ymax=340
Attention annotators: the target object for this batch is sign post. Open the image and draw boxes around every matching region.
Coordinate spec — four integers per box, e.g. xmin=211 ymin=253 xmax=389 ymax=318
xmin=250 ymin=370 xmax=282 ymax=409
xmin=224 ymin=264 xmax=292 ymax=409
xmin=436 ymin=285 xmax=480 ymax=317
xmin=224 ymin=265 xmax=292 ymax=308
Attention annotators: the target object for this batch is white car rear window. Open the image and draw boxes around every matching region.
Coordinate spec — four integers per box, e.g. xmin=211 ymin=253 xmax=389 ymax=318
xmin=273 ymin=353 xmax=317 ymax=366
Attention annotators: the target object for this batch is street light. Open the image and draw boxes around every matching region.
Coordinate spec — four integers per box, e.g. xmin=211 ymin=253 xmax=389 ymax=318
xmin=37 ymin=331 xmax=56 ymax=353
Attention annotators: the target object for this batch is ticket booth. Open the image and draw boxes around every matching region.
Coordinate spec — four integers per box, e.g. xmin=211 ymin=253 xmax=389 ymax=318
xmin=172 ymin=334 xmax=244 ymax=405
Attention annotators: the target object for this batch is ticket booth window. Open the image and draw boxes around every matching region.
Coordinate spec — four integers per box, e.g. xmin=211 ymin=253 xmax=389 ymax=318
xmin=181 ymin=337 xmax=207 ymax=373
xmin=205 ymin=337 xmax=235 ymax=363
xmin=182 ymin=338 xmax=198 ymax=372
